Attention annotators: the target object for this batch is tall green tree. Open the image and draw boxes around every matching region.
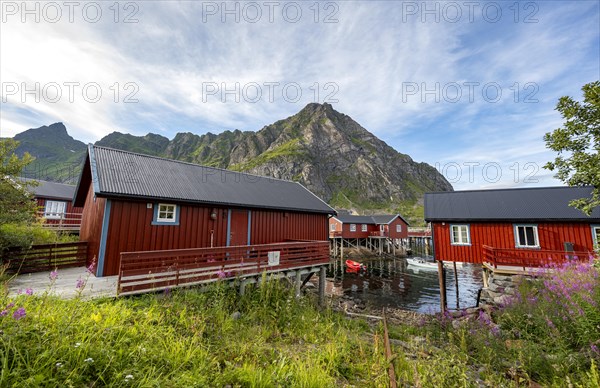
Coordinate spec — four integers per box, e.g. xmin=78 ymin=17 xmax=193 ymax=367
xmin=544 ymin=81 xmax=600 ymax=215
xmin=0 ymin=139 xmax=39 ymax=252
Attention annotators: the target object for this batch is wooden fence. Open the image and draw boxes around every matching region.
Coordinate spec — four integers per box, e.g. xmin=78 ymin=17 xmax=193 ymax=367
xmin=118 ymin=241 xmax=330 ymax=295
xmin=482 ymin=245 xmax=594 ymax=270
xmin=3 ymin=242 xmax=88 ymax=274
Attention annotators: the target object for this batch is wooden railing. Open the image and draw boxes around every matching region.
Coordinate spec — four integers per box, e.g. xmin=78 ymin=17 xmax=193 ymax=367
xmin=408 ymin=227 xmax=431 ymax=237
xmin=482 ymin=245 xmax=594 ymax=270
xmin=329 ymin=231 xmax=342 ymax=238
xmin=118 ymin=241 xmax=330 ymax=295
xmin=37 ymin=212 xmax=83 ymax=231
xmin=369 ymin=231 xmax=388 ymax=237
xmin=3 ymin=242 xmax=88 ymax=274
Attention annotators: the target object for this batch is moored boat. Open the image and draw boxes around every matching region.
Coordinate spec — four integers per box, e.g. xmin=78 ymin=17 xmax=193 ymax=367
xmin=406 ymin=257 xmax=438 ymax=270
xmin=345 ymin=260 xmax=366 ymax=271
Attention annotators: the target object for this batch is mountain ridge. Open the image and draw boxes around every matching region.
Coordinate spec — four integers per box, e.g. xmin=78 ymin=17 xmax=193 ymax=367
xmin=13 ymin=103 xmax=452 ymax=224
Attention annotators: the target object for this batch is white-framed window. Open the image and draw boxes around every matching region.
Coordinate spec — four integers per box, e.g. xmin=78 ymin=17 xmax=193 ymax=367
xmin=330 ymin=223 xmax=336 ymax=231
xmin=396 ymin=224 xmax=402 ymax=233
xmin=152 ymin=203 xmax=179 ymax=225
xmin=350 ymin=224 xmax=356 ymax=232
xmin=591 ymin=225 xmax=600 ymax=248
xmin=44 ymin=200 xmax=66 ymax=219
xmin=514 ymin=224 xmax=539 ymax=248
xmin=361 ymin=224 xmax=367 ymax=232
xmin=450 ymin=224 xmax=470 ymax=245
xmin=157 ymin=204 xmax=176 ymax=222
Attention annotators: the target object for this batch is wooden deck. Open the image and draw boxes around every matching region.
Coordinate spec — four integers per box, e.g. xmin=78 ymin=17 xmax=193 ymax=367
xmin=118 ymin=241 xmax=330 ymax=296
xmin=482 ymin=245 xmax=593 ymax=271
xmin=7 ymin=267 xmax=118 ymax=299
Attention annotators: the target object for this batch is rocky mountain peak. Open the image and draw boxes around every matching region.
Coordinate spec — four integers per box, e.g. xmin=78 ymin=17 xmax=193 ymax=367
xmin=12 ymin=105 xmax=452 ymax=223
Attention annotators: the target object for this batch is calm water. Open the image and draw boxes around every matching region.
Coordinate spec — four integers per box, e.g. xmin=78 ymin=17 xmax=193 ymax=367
xmin=327 ymin=256 xmax=483 ymax=314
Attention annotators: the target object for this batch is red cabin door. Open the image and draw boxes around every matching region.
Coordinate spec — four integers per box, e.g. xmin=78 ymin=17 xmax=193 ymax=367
xmin=228 ymin=209 xmax=248 ymax=246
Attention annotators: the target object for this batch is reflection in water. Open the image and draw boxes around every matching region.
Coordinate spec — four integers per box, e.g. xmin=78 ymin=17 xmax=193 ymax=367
xmin=328 ymin=257 xmax=483 ymax=314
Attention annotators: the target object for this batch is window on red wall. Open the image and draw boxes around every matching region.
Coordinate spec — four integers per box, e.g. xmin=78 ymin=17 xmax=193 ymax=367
xmin=450 ymin=224 xmax=470 ymax=245
xmin=514 ymin=225 xmax=539 ymax=248
xmin=361 ymin=224 xmax=367 ymax=232
xmin=330 ymin=223 xmax=336 ymax=231
xmin=593 ymin=225 xmax=600 ymax=248
xmin=396 ymin=224 xmax=402 ymax=232
xmin=350 ymin=224 xmax=356 ymax=232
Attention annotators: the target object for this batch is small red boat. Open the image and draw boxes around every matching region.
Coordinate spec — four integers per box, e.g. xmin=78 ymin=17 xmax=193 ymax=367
xmin=345 ymin=260 xmax=366 ymax=271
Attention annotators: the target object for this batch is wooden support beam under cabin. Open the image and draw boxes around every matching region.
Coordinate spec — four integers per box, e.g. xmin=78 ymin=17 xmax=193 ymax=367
xmin=295 ymin=270 xmax=302 ymax=298
xmin=438 ymin=260 xmax=447 ymax=311
xmin=319 ymin=266 xmax=326 ymax=306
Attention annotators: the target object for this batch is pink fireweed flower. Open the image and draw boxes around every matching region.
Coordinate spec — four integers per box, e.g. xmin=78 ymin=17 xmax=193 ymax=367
xmin=13 ymin=307 xmax=26 ymax=320
xmin=0 ymin=309 xmax=8 ymax=317
xmin=25 ymin=288 xmax=33 ymax=295
xmin=76 ymin=278 xmax=85 ymax=289
xmin=87 ymin=263 xmax=95 ymax=274
xmin=216 ymin=270 xmax=226 ymax=279
xmin=49 ymin=270 xmax=58 ymax=281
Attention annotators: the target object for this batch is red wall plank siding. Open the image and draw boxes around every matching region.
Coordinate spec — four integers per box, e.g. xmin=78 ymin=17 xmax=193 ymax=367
xmin=249 ymin=210 xmax=328 ymax=244
xmin=100 ymin=202 xmax=329 ymax=276
xmin=433 ymin=222 xmax=597 ymax=263
xmin=329 ymin=217 xmax=342 ymax=237
xmin=338 ymin=223 xmax=375 ymax=239
xmin=388 ymin=218 xmax=409 ymax=239
xmin=79 ymin=185 xmax=106 ymax=268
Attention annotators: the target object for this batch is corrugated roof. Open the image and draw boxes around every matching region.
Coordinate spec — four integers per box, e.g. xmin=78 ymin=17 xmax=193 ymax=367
xmin=424 ymin=186 xmax=600 ymax=222
xmin=371 ymin=214 xmax=410 ymax=225
xmin=333 ymin=215 xmax=377 ymax=224
xmin=89 ymin=145 xmax=335 ymax=214
xmin=333 ymin=214 xmax=409 ymax=225
xmin=24 ymin=179 xmax=76 ymax=200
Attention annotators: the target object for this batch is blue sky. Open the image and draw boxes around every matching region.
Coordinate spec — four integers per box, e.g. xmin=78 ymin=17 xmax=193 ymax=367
xmin=1 ymin=1 xmax=599 ymax=190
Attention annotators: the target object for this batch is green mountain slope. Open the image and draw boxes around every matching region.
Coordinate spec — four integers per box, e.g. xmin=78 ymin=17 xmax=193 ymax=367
xmin=11 ymin=104 xmax=452 ymax=224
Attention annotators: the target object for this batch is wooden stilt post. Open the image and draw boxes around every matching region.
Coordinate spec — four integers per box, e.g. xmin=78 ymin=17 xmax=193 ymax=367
xmin=482 ymin=266 xmax=489 ymax=288
xmin=319 ymin=266 xmax=326 ymax=306
xmin=438 ymin=260 xmax=447 ymax=312
xmin=240 ymin=280 xmax=246 ymax=296
xmin=294 ymin=270 xmax=302 ymax=298
xmin=453 ymin=261 xmax=460 ymax=309
xmin=341 ymin=240 xmax=344 ymax=260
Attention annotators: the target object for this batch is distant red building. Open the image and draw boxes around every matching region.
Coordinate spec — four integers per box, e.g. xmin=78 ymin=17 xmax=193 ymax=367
xmin=28 ymin=179 xmax=83 ymax=230
xmin=329 ymin=214 xmax=409 ymax=240
xmin=425 ymin=187 xmax=600 ymax=265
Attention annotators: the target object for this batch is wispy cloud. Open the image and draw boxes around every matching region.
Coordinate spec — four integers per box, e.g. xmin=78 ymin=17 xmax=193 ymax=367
xmin=1 ymin=0 xmax=598 ymax=190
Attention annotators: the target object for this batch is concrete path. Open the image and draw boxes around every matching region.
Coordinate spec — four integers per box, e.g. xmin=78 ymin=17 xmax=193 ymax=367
xmin=6 ymin=267 xmax=118 ymax=299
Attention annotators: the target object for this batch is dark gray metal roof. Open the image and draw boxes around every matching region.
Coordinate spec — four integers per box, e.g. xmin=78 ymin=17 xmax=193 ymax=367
xmin=24 ymin=179 xmax=76 ymax=200
xmin=89 ymin=145 xmax=335 ymax=214
xmin=425 ymin=186 xmax=600 ymax=222
xmin=333 ymin=214 xmax=409 ymax=225
xmin=333 ymin=215 xmax=377 ymax=224
xmin=371 ymin=214 xmax=410 ymax=226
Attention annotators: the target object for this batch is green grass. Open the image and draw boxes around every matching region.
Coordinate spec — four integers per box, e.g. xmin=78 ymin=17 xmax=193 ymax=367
xmin=229 ymin=139 xmax=307 ymax=172
xmin=0 ymin=277 xmax=388 ymax=387
xmin=2 ymin=261 xmax=599 ymax=387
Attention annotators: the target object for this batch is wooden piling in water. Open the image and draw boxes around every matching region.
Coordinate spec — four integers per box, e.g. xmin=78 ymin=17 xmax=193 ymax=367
xmin=438 ymin=260 xmax=447 ymax=311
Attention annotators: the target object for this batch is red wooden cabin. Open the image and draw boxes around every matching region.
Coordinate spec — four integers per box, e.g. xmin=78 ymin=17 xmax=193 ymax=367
xmin=425 ymin=187 xmax=600 ymax=266
xmin=74 ymin=145 xmax=335 ymax=278
xmin=329 ymin=214 xmax=409 ymax=239
xmin=28 ymin=179 xmax=83 ymax=231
